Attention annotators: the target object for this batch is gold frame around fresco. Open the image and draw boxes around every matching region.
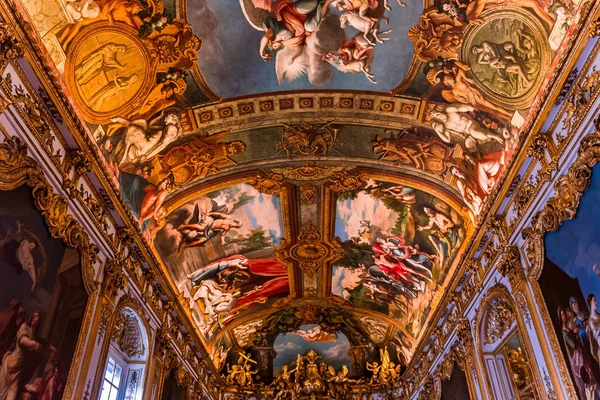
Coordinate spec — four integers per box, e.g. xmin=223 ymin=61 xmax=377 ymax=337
xmin=63 ymin=22 xmax=156 ymax=125
xmin=0 ymin=136 xmax=100 ymax=399
xmin=319 ymin=167 xmax=474 ymax=355
xmin=148 ymin=170 xmax=300 ymax=348
xmin=519 ymin=131 xmax=600 ymax=400
xmin=460 ymin=8 xmax=552 ymax=111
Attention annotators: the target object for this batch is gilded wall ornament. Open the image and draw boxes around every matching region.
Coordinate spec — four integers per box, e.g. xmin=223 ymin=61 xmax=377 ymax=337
xmin=299 ymin=184 xmax=317 ymax=205
xmin=0 ymin=23 xmax=24 ymax=60
xmin=112 ymin=308 xmax=145 ymax=358
xmin=522 ymin=131 xmax=600 ymax=280
xmin=496 ymin=245 xmax=526 ymax=288
xmin=328 ymin=170 xmax=366 ymax=193
xmin=461 ymin=9 xmax=552 ymax=110
xmin=250 ymin=173 xmax=286 ymax=195
xmin=277 ymin=122 xmax=344 ymax=158
xmin=483 ymin=295 xmax=515 ymax=345
xmin=271 ymin=162 xmax=345 ymax=181
xmin=276 ymin=221 xmax=344 ymax=278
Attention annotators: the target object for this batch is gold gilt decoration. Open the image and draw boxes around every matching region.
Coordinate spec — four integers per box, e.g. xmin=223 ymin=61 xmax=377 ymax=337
xmin=271 ymin=349 xmax=358 ymax=399
xmin=0 ymin=137 xmax=98 ymax=293
xmin=522 ymin=130 xmax=600 ymax=280
xmin=0 ymin=74 xmax=52 ymax=147
xmin=328 ymin=170 xmax=366 ymax=193
xmin=372 ymin=128 xmax=463 ymax=175
xmin=250 ymin=173 xmax=286 ymax=195
xmin=277 ymin=122 xmax=344 ymax=158
xmin=408 ymin=9 xmax=462 ymax=62
xmin=483 ymin=295 xmax=515 ymax=345
xmin=276 ymin=221 xmax=344 ymax=278
xmin=0 ymin=23 xmax=24 ymax=60
xmin=222 ymin=352 xmax=259 ymax=388
xmin=496 ymin=245 xmax=526 ymax=288
xmin=461 ymin=9 xmax=551 ymax=109
xmin=112 ymin=308 xmax=145 ymax=358
xmin=154 ymin=135 xmax=246 ymax=185
xmin=103 ymin=258 xmax=128 ymax=300
xmin=562 ymin=67 xmax=600 ymax=136
xmin=63 ymin=9 xmax=201 ymax=124
xmin=300 ymin=184 xmax=317 ymax=205
xmin=271 ymin=162 xmax=345 ymax=181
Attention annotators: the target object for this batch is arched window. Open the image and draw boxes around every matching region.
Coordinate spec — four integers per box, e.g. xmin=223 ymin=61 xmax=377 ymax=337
xmin=478 ymin=289 xmax=539 ymax=400
xmin=100 ymin=307 xmax=148 ymax=400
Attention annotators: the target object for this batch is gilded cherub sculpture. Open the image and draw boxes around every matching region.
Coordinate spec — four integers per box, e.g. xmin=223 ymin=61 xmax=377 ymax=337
xmin=222 ymin=352 xmax=259 ymax=389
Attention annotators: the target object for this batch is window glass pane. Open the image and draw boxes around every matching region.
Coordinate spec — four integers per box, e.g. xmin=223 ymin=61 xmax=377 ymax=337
xmin=108 ymin=386 xmax=119 ymax=400
xmin=104 ymin=358 xmax=115 ymax=382
xmin=113 ymin=363 xmax=123 ymax=387
xmin=100 ymin=381 xmax=112 ymax=400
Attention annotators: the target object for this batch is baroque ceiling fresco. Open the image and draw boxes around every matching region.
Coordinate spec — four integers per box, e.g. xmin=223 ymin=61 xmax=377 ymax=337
xmin=16 ymin=0 xmax=584 ymax=392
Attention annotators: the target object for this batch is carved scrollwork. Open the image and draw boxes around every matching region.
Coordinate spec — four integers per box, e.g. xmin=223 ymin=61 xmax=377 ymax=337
xmin=112 ymin=308 xmax=145 ymax=358
xmin=0 ymin=137 xmax=98 ymax=293
xmin=0 ymin=23 xmax=24 ymax=60
xmin=250 ymin=173 xmax=286 ymax=195
xmin=328 ymin=170 xmax=366 ymax=193
xmin=275 ymin=221 xmax=344 ymax=278
xmin=496 ymin=245 xmax=526 ymax=288
xmin=522 ymin=131 xmax=600 ymax=280
xmin=483 ymin=296 xmax=516 ymax=345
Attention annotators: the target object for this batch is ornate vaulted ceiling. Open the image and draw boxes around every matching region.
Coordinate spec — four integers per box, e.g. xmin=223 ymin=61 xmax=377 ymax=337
xmin=16 ymin=0 xmax=583 ymax=390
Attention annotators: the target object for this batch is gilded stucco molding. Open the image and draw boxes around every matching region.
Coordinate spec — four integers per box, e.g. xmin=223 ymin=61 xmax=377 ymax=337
xmin=0 ymin=22 xmax=23 ymax=61
xmin=522 ymin=130 xmax=600 ymax=281
xmin=496 ymin=245 xmax=527 ymax=290
xmin=0 ymin=136 xmax=99 ymax=292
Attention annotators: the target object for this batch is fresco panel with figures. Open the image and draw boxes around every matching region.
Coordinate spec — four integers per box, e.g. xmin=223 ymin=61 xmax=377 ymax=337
xmin=152 ymin=183 xmax=289 ymax=343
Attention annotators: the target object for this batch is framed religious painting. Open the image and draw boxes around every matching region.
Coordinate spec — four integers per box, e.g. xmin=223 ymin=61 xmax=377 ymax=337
xmin=0 ymin=185 xmax=88 ymax=399
xmin=538 ymin=165 xmax=600 ymax=399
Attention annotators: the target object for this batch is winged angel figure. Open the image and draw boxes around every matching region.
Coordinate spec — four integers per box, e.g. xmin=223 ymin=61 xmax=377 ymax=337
xmin=0 ymin=220 xmax=47 ymax=293
xmin=241 ymin=0 xmax=340 ymax=83
xmin=242 ymin=0 xmax=399 ymax=84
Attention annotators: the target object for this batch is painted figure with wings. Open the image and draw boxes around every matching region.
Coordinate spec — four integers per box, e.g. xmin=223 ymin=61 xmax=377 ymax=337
xmin=0 ymin=220 xmax=47 ymax=293
xmin=241 ymin=0 xmax=338 ymax=82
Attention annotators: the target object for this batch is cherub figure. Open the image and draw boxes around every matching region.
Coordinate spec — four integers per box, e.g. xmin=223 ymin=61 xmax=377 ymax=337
xmin=0 ymin=220 xmax=46 ymax=292
xmin=243 ymin=363 xmax=258 ymax=387
xmin=366 ymin=361 xmax=381 ymax=384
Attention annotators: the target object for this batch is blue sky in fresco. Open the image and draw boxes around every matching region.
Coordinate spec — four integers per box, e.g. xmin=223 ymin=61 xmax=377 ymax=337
xmin=189 ymin=0 xmax=421 ymax=97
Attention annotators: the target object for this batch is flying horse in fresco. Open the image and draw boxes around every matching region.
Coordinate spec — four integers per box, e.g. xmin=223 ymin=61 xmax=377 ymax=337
xmin=240 ymin=0 xmax=401 ymax=84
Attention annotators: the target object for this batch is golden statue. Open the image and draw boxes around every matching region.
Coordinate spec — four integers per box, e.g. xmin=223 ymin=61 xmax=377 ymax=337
xmin=273 ymin=364 xmax=297 ymax=400
xmin=222 ymin=352 xmax=259 ymax=389
xmin=366 ymin=361 xmax=381 ymax=384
